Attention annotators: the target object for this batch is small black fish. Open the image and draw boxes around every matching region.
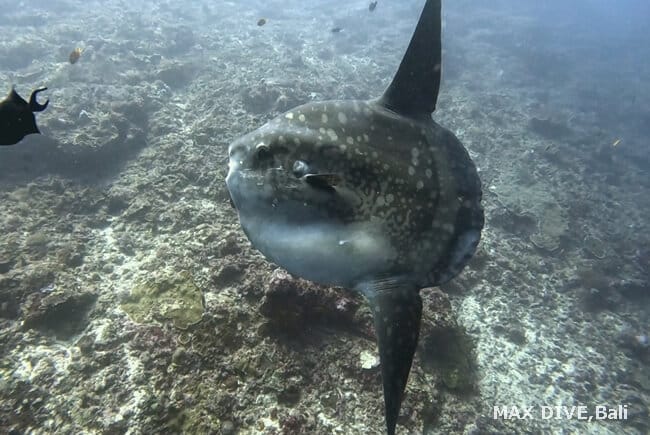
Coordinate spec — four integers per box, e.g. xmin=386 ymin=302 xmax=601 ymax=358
xmin=369 ymin=1 xmax=378 ymax=12
xmin=331 ymin=26 xmax=342 ymax=33
xmin=257 ymin=18 xmax=266 ymax=26
xmin=0 ymin=87 xmax=49 ymax=146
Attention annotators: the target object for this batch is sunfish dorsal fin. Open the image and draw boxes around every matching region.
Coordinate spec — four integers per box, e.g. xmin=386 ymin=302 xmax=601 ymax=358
xmin=380 ymin=0 xmax=442 ymax=116
xmin=357 ymin=278 xmax=423 ymax=435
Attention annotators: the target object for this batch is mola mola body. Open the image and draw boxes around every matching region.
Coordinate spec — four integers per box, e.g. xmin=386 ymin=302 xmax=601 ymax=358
xmin=226 ymin=1 xmax=483 ymax=433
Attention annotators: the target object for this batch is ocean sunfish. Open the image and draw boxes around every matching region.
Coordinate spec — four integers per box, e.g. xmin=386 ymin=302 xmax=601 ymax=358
xmin=225 ymin=0 xmax=483 ymax=433
xmin=0 ymin=86 xmax=49 ymax=146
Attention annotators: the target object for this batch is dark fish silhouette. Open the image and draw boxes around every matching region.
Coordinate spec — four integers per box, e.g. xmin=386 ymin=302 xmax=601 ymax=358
xmin=0 ymin=87 xmax=49 ymax=146
xmin=331 ymin=26 xmax=342 ymax=33
xmin=369 ymin=1 xmax=378 ymax=12
xmin=257 ymin=18 xmax=266 ymax=26
xmin=226 ymin=0 xmax=483 ymax=433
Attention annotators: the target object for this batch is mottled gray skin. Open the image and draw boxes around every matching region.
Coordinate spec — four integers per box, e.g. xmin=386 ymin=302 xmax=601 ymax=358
xmin=226 ymin=1 xmax=483 ymax=433
xmin=227 ymin=99 xmax=482 ymax=288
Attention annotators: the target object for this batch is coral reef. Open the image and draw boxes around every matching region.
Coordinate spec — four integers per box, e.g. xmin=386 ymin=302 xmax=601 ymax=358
xmin=22 ymin=288 xmax=96 ymax=339
xmin=259 ymin=268 xmax=364 ymax=333
xmin=492 ymin=178 xmax=568 ymax=252
xmin=120 ymin=272 xmax=204 ymax=329
xmin=420 ymin=289 xmax=478 ymax=393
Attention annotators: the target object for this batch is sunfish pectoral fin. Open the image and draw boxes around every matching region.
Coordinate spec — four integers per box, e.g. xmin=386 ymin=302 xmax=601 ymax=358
xmin=303 ymin=173 xmax=342 ymax=190
xmin=356 ymin=277 xmax=423 ymax=435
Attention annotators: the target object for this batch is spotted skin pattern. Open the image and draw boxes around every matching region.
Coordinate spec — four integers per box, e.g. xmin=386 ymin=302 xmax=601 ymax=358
xmin=225 ymin=1 xmax=483 ymax=433
xmin=228 ymin=100 xmax=482 ymax=287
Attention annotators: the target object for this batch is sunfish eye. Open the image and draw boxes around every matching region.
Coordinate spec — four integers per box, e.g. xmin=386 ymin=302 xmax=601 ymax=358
xmin=255 ymin=143 xmax=273 ymax=165
xmin=292 ymin=160 xmax=310 ymax=177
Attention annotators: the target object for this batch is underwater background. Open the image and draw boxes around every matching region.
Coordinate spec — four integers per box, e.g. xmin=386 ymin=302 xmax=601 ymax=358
xmin=0 ymin=0 xmax=648 ymax=433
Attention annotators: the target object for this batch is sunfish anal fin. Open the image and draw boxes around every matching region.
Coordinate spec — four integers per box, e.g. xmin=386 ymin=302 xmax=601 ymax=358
xmin=356 ymin=278 xmax=423 ymax=435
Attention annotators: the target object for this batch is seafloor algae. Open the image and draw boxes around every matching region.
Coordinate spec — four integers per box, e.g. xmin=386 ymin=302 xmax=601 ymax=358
xmin=422 ymin=325 xmax=477 ymax=393
xmin=529 ymin=203 xmax=568 ymax=251
xmin=22 ymin=289 xmax=97 ymax=339
xmin=420 ymin=289 xmax=478 ymax=393
xmin=162 ymin=403 xmax=220 ymax=435
xmin=120 ymin=271 xmax=204 ymax=329
xmin=493 ymin=179 xmax=568 ymax=251
xmin=583 ymin=234 xmax=607 ymax=259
